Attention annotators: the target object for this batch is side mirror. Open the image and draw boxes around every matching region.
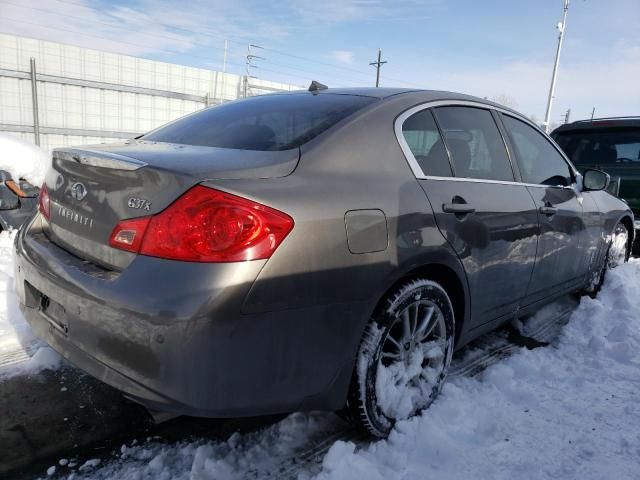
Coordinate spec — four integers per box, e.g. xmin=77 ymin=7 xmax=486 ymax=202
xmin=582 ymin=169 xmax=610 ymax=192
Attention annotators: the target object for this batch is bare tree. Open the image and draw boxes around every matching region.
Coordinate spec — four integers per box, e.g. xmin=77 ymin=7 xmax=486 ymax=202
xmin=490 ymin=94 xmax=518 ymax=109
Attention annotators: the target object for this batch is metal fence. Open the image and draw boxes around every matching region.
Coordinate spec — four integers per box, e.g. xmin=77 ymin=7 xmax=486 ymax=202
xmin=0 ymin=34 xmax=300 ymax=150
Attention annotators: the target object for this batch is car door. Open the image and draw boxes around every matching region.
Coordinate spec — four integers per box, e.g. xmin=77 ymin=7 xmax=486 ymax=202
xmin=500 ymin=113 xmax=587 ymax=304
xmin=397 ymin=104 xmax=539 ymax=328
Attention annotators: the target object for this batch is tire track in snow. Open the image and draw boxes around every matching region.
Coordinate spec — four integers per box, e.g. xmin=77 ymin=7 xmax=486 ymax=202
xmin=257 ymin=301 xmax=577 ymax=479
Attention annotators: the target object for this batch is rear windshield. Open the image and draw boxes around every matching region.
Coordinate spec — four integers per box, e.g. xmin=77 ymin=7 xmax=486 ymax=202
xmin=553 ymin=128 xmax=640 ymax=166
xmin=142 ymin=94 xmax=377 ymax=151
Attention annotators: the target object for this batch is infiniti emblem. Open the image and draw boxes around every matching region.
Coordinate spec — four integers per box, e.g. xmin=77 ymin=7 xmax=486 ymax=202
xmin=70 ymin=182 xmax=88 ymax=201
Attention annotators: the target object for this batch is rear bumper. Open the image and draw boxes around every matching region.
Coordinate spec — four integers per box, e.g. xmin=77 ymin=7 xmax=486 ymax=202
xmin=15 ymin=218 xmax=366 ymax=417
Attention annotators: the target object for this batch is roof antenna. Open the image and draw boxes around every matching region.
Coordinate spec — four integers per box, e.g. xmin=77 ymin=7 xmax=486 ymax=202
xmin=308 ymin=80 xmax=328 ymax=92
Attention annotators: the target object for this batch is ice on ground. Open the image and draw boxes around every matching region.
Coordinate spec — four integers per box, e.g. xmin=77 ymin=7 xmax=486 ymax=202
xmin=0 ymin=230 xmax=60 ymax=378
xmin=0 ymin=133 xmax=49 ymax=185
xmin=44 ymin=260 xmax=640 ymax=480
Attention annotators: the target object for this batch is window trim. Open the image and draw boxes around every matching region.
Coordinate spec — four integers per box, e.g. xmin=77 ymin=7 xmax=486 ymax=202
xmin=394 ymin=99 xmax=579 ymax=187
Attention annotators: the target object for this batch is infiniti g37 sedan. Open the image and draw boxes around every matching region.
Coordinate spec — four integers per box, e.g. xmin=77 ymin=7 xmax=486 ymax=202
xmin=15 ymin=88 xmax=633 ymax=437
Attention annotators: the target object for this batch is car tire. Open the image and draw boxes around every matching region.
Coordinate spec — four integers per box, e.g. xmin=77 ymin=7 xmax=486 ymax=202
xmin=346 ymin=278 xmax=455 ymax=438
xmin=585 ymin=221 xmax=630 ymax=296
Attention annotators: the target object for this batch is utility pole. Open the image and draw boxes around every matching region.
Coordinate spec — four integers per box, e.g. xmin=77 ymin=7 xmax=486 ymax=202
xmin=245 ymin=44 xmax=264 ymax=98
xmin=217 ymin=39 xmax=228 ymax=104
xmin=29 ymin=58 xmax=40 ymax=146
xmin=543 ymin=0 xmax=570 ymax=133
xmin=369 ymin=49 xmax=387 ymax=87
xmin=564 ymin=108 xmax=571 ymax=124
xmin=223 ymin=39 xmax=228 ymax=74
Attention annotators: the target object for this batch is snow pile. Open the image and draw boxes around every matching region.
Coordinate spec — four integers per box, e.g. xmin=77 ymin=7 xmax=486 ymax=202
xmin=317 ymin=261 xmax=640 ymax=480
xmin=0 ymin=133 xmax=49 ymax=185
xmin=0 ymin=230 xmax=60 ymax=378
xmin=51 ymin=412 xmax=341 ymax=479
xmin=43 ymin=261 xmax=640 ymax=480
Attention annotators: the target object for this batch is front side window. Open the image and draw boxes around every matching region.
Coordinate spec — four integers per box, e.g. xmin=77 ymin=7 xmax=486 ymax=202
xmin=502 ymin=114 xmax=572 ymax=186
xmin=433 ymin=106 xmax=514 ymax=182
xmin=401 ymin=109 xmax=452 ymax=177
xmin=143 ymin=93 xmax=377 ymax=151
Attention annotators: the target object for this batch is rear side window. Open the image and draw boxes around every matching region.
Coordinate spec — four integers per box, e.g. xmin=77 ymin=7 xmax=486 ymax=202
xmin=433 ymin=107 xmax=514 ymax=182
xmin=502 ymin=115 xmax=572 ymax=186
xmin=402 ymin=109 xmax=452 ymax=177
xmin=553 ymin=129 xmax=640 ymax=165
xmin=143 ymin=94 xmax=377 ymax=151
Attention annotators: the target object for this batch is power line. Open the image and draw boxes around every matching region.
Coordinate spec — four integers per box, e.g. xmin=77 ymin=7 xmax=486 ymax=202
xmin=2 ymin=3 xmax=376 ymax=86
xmin=1 ymin=17 xmax=243 ymax=70
xmin=44 ymin=0 xmax=370 ymax=79
xmin=4 ymin=1 xmax=425 ymax=89
xmin=44 ymin=0 xmax=424 ymax=88
xmin=0 ymin=19 xmax=363 ymax=87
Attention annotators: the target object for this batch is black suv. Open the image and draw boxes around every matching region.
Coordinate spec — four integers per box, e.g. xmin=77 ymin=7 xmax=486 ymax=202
xmin=552 ymin=117 xmax=640 ymax=238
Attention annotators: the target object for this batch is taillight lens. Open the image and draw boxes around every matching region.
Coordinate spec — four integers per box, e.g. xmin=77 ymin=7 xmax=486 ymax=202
xmin=109 ymin=217 xmax=151 ymax=253
xmin=38 ymin=183 xmax=50 ymax=220
xmin=109 ymin=186 xmax=294 ymax=262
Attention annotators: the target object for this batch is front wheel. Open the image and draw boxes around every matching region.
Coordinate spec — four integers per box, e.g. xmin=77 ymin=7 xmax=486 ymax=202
xmin=346 ymin=279 xmax=455 ymax=438
xmin=585 ymin=221 xmax=629 ymax=295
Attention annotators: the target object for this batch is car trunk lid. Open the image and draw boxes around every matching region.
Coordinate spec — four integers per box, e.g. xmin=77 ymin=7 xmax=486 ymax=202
xmin=44 ymin=143 xmax=299 ymax=270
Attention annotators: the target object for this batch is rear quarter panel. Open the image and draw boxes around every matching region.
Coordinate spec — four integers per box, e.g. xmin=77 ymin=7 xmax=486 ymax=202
xmin=207 ymin=93 xmax=471 ymax=340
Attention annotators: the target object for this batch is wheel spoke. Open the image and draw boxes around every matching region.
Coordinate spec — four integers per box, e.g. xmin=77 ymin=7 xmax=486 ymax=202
xmin=401 ymin=309 xmax=412 ymax=343
xmin=385 ymin=334 xmax=402 ymax=352
xmin=411 ymin=303 xmax=419 ymax=336
xmin=418 ymin=312 xmax=439 ymax=342
xmin=416 ymin=306 xmax=435 ymax=339
xmin=381 ymin=350 xmax=401 ymax=360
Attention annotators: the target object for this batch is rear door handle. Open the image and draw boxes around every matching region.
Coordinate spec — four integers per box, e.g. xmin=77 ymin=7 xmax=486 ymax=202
xmin=442 ymin=203 xmax=476 ymax=214
xmin=539 ymin=206 xmax=558 ymax=216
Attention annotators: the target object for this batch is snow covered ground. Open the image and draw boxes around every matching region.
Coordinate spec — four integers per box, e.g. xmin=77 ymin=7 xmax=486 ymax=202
xmin=31 ymin=261 xmax=640 ymax=480
xmin=0 ymin=134 xmax=60 ymax=377
xmin=0 ymin=230 xmax=60 ymax=378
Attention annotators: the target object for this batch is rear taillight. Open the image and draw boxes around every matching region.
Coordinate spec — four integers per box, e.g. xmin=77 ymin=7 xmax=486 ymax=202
xmin=109 ymin=186 xmax=294 ymax=262
xmin=38 ymin=184 xmax=50 ymax=220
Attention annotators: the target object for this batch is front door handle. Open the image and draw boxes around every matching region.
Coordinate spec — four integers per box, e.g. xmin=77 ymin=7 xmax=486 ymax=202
xmin=539 ymin=206 xmax=558 ymax=216
xmin=443 ymin=203 xmax=476 ymax=214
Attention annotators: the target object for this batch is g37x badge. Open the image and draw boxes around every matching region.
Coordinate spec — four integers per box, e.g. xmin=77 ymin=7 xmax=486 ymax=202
xmin=128 ymin=197 xmax=151 ymax=211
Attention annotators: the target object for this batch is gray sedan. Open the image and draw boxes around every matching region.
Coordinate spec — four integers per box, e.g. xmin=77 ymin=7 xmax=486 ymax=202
xmin=14 ymin=88 xmax=633 ymax=437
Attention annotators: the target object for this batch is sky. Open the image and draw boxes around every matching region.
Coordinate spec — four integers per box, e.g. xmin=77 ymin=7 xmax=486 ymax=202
xmin=0 ymin=0 xmax=638 ymax=124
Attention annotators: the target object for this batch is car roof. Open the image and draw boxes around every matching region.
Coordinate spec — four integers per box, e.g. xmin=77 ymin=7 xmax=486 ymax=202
xmin=553 ymin=117 xmax=640 ymax=134
xmin=291 ymin=87 xmax=419 ymax=99
xmin=285 ymin=87 xmax=520 ymax=111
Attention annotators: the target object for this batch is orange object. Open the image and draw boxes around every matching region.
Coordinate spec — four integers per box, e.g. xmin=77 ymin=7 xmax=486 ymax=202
xmin=5 ymin=180 xmax=28 ymax=197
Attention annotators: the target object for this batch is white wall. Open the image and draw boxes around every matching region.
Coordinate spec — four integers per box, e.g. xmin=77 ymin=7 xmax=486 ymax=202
xmin=0 ymin=34 xmax=301 ymax=151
